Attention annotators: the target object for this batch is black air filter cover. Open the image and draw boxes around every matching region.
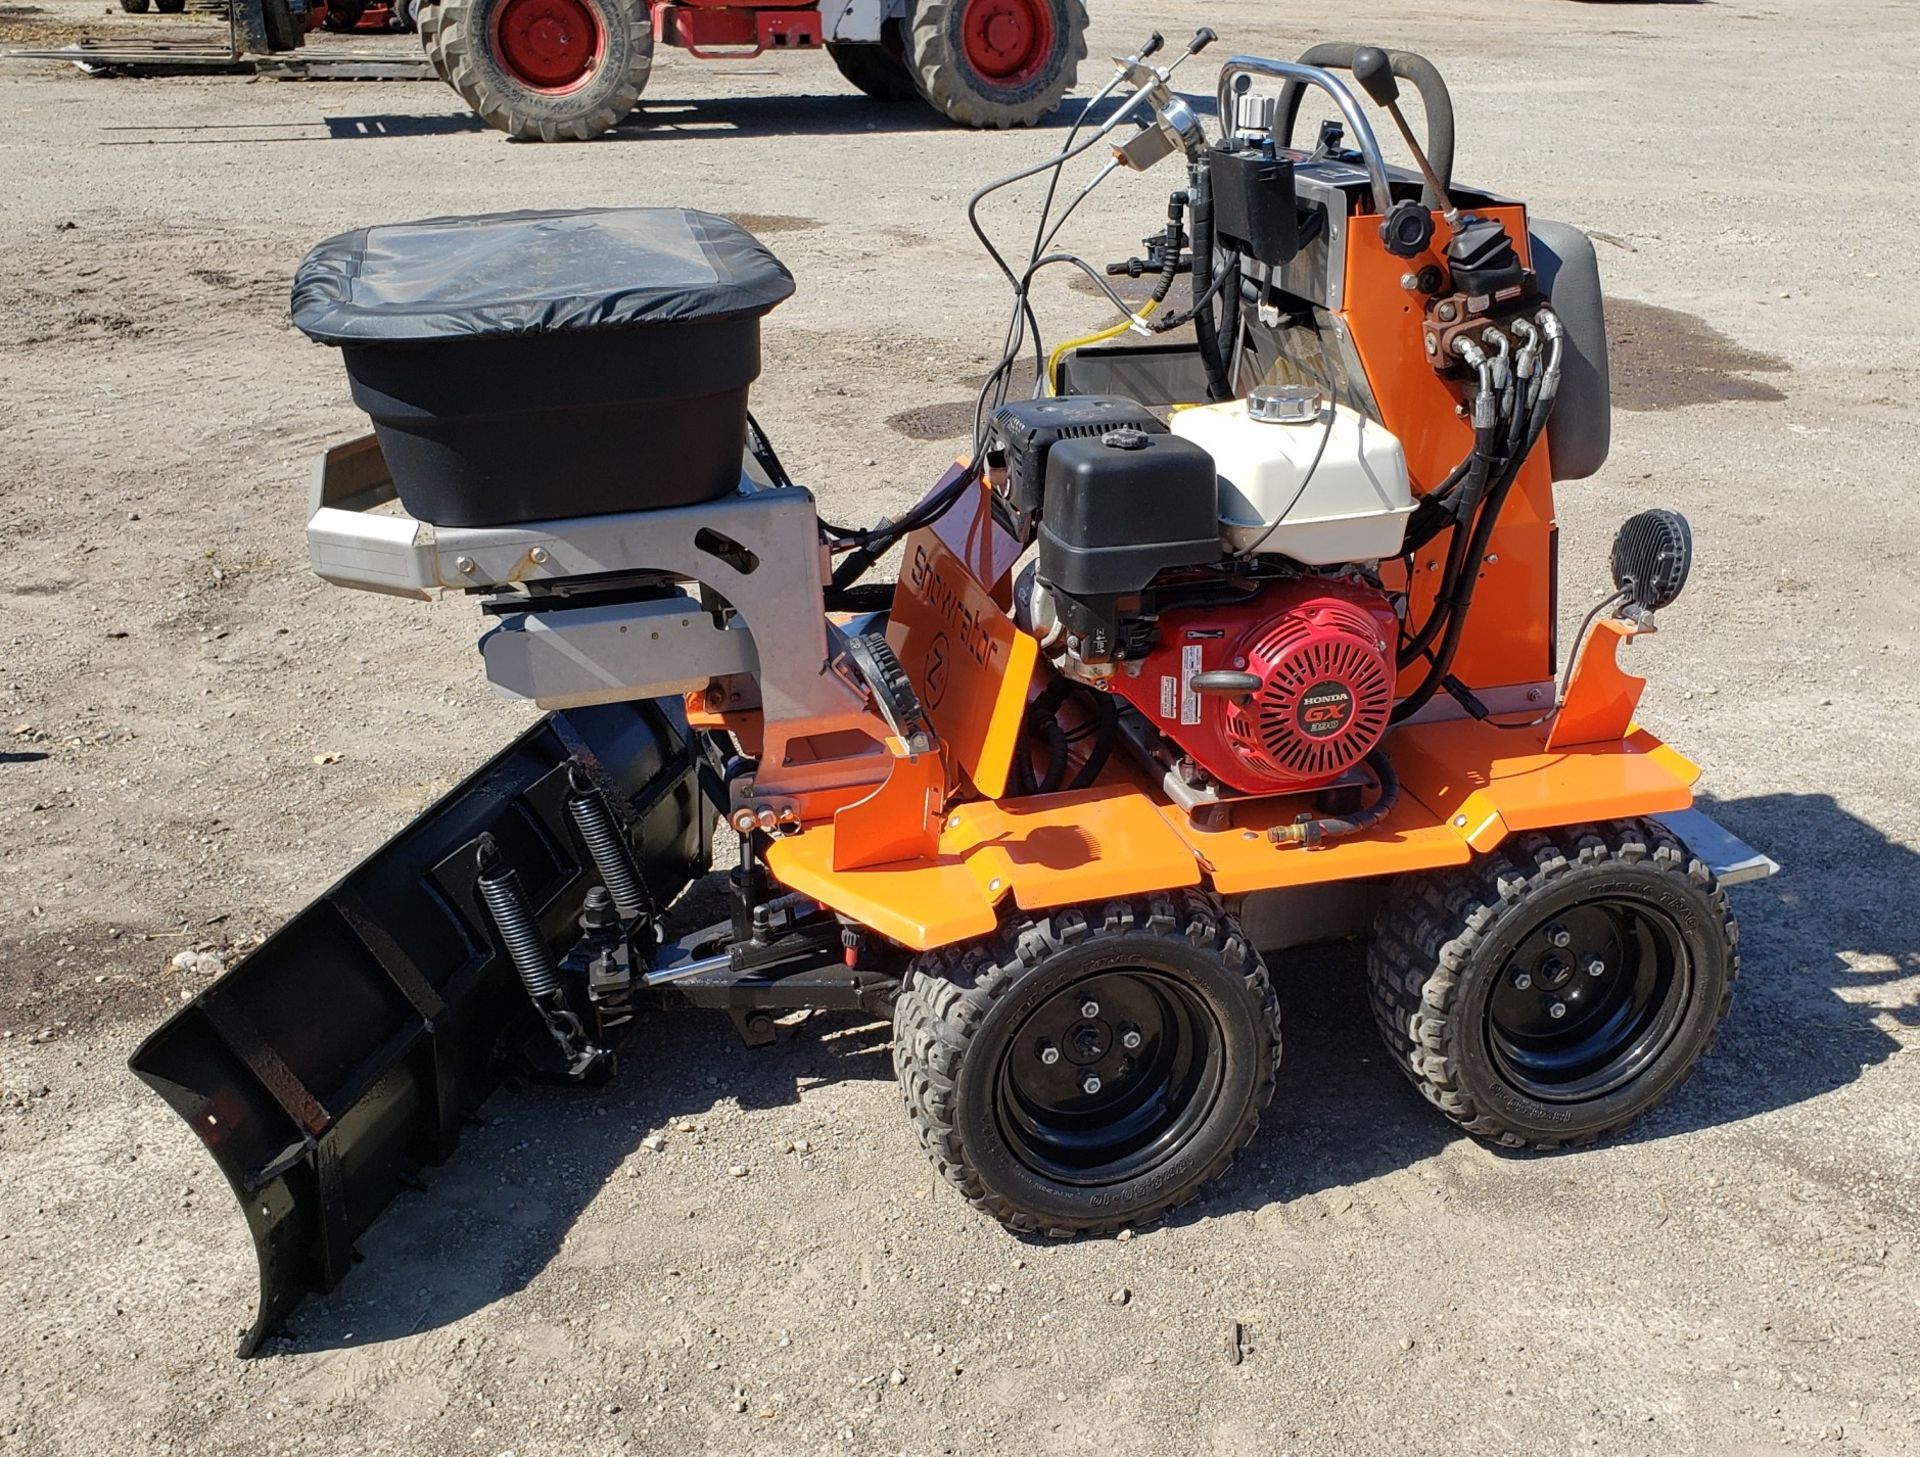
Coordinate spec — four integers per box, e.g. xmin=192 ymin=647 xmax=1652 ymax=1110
xmin=1038 ymin=431 xmax=1219 ymax=599
xmin=991 ymin=395 xmax=1166 ymax=520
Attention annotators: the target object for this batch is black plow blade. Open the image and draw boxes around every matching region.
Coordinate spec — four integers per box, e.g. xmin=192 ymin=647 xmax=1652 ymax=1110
xmin=129 ymin=700 xmax=715 ymax=1355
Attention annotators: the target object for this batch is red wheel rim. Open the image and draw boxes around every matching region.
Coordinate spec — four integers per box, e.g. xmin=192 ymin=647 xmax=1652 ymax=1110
xmin=490 ymin=0 xmax=603 ymax=93
xmin=959 ymin=0 xmax=1054 ymax=88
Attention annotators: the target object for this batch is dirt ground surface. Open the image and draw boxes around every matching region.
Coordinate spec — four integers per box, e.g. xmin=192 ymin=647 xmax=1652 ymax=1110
xmin=3 ymin=0 xmax=1918 ymax=1453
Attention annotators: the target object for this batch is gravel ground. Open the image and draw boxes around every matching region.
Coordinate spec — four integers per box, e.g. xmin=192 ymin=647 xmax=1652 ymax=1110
xmin=2 ymin=1 xmax=1917 ymax=1454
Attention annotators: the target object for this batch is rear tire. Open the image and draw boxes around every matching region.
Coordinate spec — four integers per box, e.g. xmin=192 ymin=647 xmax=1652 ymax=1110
xmin=827 ymin=30 xmax=918 ymax=103
xmin=894 ymin=892 xmax=1280 ymax=1235
xmin=154 ymin=0 xmax=187 ymax=11
xmin=421 ymin=0 xmax=651 ymax=142
xmin=1367 ymin=819 xmax=1738 ymax=1150
xmin=119 ymin=0 xmax=152 ymax=12
xmin=904 ymin=0 xmax=1086 ymax=129
xmin=322 ymin=0 xmax=366 ymax=29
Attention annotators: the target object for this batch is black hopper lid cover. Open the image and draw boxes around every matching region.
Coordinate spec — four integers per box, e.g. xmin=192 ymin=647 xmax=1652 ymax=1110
xmin=291 ymin=206 xmax=796 ymax=347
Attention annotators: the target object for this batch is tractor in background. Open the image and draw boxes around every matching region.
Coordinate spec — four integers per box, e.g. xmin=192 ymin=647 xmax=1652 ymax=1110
xmin=418 ymin=0 xmax=1089 ymax=141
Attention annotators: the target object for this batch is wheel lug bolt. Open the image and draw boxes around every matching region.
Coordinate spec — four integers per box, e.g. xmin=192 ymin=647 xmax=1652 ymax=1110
xmin=1080 ymin=999 xmax=1100 ymax=1019
xmin=1546 ymin=923 xmax=1572 ymax=949
xmin=1120 ymin=1027 xmax=1142 ymax=1050
xmin=1038 ymin=1042 xmax=1060 ymax=1065
xmin=1586 ymin=957 xmax=1606 ymax=977
xmin=1548 ymin=1000 xmax=1568 ymax=1020
xmin=1081 ymin=1072 xmax=1102 ymax=1095
xmin=1511 ymin=970 xmax=1533 ymax=990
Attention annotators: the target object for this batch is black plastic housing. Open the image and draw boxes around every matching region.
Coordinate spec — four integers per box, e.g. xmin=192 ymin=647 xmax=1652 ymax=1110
xmin=1210 ymin=141 xmax=1300 ymax=267
xmin=340 ymin=325 xmax=763 ymax=527
xmin=991 ymin=395 xmax=1167 ymax=521
xmin=1038 ymin=432 xmax=1220 ymax=599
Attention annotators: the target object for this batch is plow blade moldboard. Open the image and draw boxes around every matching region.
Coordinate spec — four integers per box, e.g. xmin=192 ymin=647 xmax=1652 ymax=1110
xmin=129 ymin=701 xmax=716 ymax=1356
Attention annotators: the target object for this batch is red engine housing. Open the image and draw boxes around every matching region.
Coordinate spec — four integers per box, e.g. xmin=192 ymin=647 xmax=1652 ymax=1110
xmin=1110 ymin=577 xmax=1400 ymax=797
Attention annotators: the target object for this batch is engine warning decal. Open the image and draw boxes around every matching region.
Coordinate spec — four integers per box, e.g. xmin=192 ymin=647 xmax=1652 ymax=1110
xmin=1181 ymin=644 xmax=1203 ymax=726
xmin=1159 ymin=676 xmax=1177 ymax=720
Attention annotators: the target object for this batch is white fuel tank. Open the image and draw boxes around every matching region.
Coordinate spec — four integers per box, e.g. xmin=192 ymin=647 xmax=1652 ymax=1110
xmin=1171 ymin=386 xmax=1415 ymax=564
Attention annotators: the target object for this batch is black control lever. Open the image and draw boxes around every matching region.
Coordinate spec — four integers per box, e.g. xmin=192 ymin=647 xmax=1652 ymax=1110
xmin=1352 ymin=45 xmax=1459 ymax=230
xmin=1137 ymin=30 xmax=1164 ymax=60
xmin=1349 ymin=44 xmax=1399 ymax=107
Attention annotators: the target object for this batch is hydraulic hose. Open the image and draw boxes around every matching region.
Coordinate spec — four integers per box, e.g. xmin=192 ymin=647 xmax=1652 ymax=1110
xmin=1391 ymin=336 xmax=1561 ymax=723
xmin=1187 ymin=166 xmax=1232 ymax=402
xmin=1267 ymin=750 xmax=1401 ymax=847
xmin=1020 ymin=680 xmax=1073 ymax=795
xmin=1398 ymin=348 xmax=1500 ymax=668
xmin=1067 ymin=692 xmax=1119 ymax=791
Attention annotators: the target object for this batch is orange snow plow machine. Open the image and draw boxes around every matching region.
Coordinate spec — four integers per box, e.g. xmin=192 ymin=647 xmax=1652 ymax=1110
xmin=134 ymin=32 xmax=1776 ymax=1354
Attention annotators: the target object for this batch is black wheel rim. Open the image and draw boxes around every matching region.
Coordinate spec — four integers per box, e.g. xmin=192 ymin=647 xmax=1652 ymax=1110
xmin=995 ymin=968 xmax=1224 ymax=1186
xmin=1486 ymin=897 xmax=1693 ymax=1103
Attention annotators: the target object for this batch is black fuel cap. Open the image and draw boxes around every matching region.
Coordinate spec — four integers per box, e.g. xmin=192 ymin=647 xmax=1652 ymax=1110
xmin=1102 ymin=428 xmax=1152 ymax=450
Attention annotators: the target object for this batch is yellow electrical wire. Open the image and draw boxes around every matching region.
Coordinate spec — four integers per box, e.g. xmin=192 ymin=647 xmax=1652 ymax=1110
xmin=1046 ymin=298 xmax=1158 ymax=396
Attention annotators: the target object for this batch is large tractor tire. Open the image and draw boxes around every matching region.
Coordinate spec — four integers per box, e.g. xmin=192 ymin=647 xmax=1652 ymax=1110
xmin=420 ymin=0 xmax=452 ymax=81
xmin=893 ymin=893 xmax=1281 ymax=1236
xmin=1368 ymin=820 xmax=1738 ymax=1150
xmin=904 ymin=0 xmax=1087 ymax=129
xmin=421 ymin=0 xmax=652 ymax=143
xmin=826 ymin=28 xmax=918 ymax=103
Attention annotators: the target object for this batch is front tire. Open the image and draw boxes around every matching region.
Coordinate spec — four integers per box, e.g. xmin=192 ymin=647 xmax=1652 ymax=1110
xmin=894 ymin=893 xmax=1280 ymax=1235
xmin=904 ymin=0 xmax=1087 ymax=129
xmin=421 ymin=0 xmax=652 ymax=142
xmin=1368 ymin=820 xmax=1738 ymax=1150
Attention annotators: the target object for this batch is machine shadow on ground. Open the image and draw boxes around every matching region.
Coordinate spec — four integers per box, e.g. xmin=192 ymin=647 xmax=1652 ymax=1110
xmin=266 ymin=790 xmax=1911 ymax=1353
xmin=589 ymin=88 xmax=1216 ymax=143
xmin=322 ymin=112 xmax=490 ymax=140
xmin=307 ymin=84 xmax=1214 ymax=148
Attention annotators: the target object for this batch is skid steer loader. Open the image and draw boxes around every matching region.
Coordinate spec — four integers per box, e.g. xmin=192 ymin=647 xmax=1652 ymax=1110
xmin=133 ymin=30 xmax=1777 ymax=1354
